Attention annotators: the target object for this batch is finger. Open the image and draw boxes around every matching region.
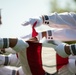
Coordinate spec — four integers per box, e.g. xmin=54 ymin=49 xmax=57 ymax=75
xmin=21 ymin=21 xmax=30 ymax=26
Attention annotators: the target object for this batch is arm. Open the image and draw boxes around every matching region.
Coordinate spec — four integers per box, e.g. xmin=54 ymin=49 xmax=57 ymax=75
xmin=38 ymin=28 xmax=76 ymax=41
xmin=22 ymin=28 xmax=76 ymax=42
xmin=42 ymin=12 xmax=76 ymax=29
xmin=22 ymin=12 xmax=76 ymax=29
xmin=0 ymin=38 xmax=29 ymax=52
xmin=54 ymin=42 xmax=76 ymax=58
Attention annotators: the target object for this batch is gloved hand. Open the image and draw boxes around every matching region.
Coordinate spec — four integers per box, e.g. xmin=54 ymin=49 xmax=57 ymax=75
xmin=13 ymin=39 xmax=29 ymax=52
xmin=22 ymin=17 xmax=43 ymax=27
xmin=49 ymin=40 xmax=69 ymax=58
xmin=54 ymin=42 xmax=69 ymax=58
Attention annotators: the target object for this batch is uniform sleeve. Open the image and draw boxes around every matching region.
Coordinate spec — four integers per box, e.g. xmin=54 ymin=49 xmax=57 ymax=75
xmin=42 ymin=12 xmax=76 ymax=29
xmin=52 ymin=28 xmax=76 ymax=41
xmin=37 ymin=28 xmax=76 ymax=42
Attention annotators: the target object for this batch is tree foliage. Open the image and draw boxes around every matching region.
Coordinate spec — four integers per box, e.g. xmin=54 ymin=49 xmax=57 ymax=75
xmin=50 ymin=0 xmax=76 ymax=13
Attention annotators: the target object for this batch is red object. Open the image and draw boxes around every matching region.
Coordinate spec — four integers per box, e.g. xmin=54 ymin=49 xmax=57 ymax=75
xmin=27 ymin=41 xmax=45 ymax=75
xmin=25 ymin=41 xmax=69 ymax=75
xmin=56 ymin=54 xmax=68 ymax=70
xmin=32 ymin=21 xmax=38 ymax=37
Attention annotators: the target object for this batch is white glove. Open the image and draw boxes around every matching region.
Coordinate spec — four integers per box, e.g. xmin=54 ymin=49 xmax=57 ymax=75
xmin=54 ymin=42 xmax=69 ymax=58
xmin=22 ymin=17 xmax=43 ymax=27
xmin=13 ymin=39 xmax=29 ymax=52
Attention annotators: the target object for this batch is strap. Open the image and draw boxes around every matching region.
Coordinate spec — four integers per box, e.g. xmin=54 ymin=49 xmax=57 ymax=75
xmin=70 ymin=44 xmax=76 ymax=55
xmin=47 ymin=30 xmax=53 ymax=39
xmin=12 ymin=70 xmax=16 ymax=75
xmin=4 ymin=56 xmax=9 ymax=65
xmin=43 ymin=15 xmax=49 ymax=24
xmin=3 ymin=38 xmax=9 ymax=48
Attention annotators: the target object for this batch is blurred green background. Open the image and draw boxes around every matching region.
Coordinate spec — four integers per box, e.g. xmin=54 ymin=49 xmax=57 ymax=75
xmin=49 ymin=0 xmax=76 ymax=13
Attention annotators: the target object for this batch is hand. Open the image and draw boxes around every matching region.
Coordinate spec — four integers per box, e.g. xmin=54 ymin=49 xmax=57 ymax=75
xmin=13 ymin=39 xmax=29 ymax=52
xmin=22 ymin=17 xmax=43 ymax=27
xmin=55 ymin=42 xmax=69 ymax=58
